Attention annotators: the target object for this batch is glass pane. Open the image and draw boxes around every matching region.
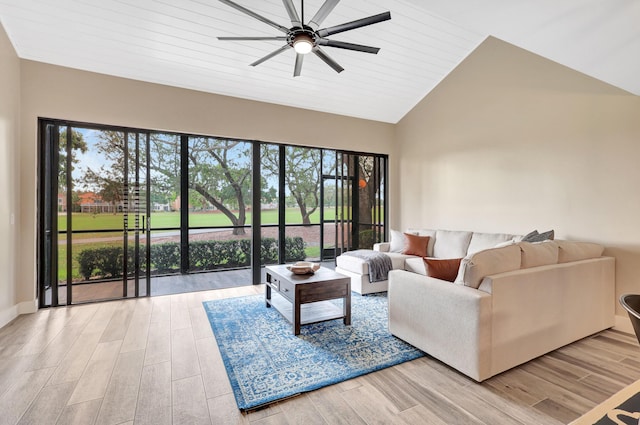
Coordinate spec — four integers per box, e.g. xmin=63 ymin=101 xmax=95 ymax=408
xmin=71 ymin=234 xmax=125 ymax=303
xmin=322 ymin=150 xmax=337 ymax=176
xmin=261 ymin=144 xmax=279 ymax=226
xmin=189 ymin=227 xmax=250 ymax=272
xmin=260 ymin=144 xmax=280 ymax=264
xmin=187 ymin=136 xmax=252 ymax=233
xmin=147 ymin=133 xmax=181 ymax=278
xmin=260 ymin=226 xmax=278 ymax=266
xmin=285 ymin=225 xmax=320 ymax=262
xmin=187 ymin=137 xmax=252 ymax=272
xmin=284 ymin=146 xmax=321 ymax=225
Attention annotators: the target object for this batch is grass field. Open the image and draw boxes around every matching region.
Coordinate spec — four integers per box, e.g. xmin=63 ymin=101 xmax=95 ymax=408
xmin=57 ymin=209 xmax=336 ymax=282
xmin=58 ymin=208 xmax=338 ymax=231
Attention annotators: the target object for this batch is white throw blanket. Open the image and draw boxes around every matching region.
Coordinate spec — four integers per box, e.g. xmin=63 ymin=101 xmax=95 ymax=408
xmin=342 ymin=250 xmax=393 ymax=283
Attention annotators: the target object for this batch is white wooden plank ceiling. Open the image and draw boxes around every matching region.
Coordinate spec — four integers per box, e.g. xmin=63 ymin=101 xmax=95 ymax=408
xmin=0 ymin=0 xmax=638 ymax=123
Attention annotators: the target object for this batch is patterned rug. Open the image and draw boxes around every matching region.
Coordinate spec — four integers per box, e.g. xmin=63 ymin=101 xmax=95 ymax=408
xmin=202 ymin=292 xmax=424 ymax=411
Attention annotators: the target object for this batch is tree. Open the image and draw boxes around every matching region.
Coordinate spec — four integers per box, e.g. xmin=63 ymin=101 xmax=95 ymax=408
xmin=83 ymin=131 xmax=127 ymax=213
xmin=85 ymin=132 xmax=255 ymax=234
xmin=58 ymin=128 xmax=87 ymax=190
xmin=263 ymin=147 xmax=321 ymax=225
xmin=186 ymin=137 xmax=252 ymax=235
xmin=353 ymin=155 xmax=383 ymax=248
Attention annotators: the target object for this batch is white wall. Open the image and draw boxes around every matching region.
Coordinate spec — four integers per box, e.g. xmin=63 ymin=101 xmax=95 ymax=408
xmin=0 ymin=23 xmax=22 ymax=327
xmin=16 ymin=59 xmax=396 ymax=306
xmin=396 ymin=37 xmax=640 ymax=315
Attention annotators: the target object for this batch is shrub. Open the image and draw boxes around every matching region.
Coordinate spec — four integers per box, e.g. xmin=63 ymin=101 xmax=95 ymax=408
xmin=76 ymin=236 xmax=306 ymax=281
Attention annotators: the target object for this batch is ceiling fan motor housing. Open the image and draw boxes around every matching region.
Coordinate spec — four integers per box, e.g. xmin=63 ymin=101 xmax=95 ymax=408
xmin=288 ymin=27 xmax=316 ymax=51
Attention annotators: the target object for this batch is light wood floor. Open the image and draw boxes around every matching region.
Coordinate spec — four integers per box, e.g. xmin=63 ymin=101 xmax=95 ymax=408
xmin=1 ymin=286 xmax=639 ymax=425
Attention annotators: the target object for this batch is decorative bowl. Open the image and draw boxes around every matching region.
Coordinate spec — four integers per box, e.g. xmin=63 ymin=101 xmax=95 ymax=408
xmin=286 ymin=261 xmax=320 ymax=275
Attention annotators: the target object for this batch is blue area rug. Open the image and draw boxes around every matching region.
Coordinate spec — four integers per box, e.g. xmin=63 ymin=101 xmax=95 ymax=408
xmin=202 ymin=292 xmax=424 ymax=411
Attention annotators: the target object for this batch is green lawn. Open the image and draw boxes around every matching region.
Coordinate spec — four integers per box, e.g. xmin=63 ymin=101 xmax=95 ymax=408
xmin=59 ymin=208 xmax=339 ymax=231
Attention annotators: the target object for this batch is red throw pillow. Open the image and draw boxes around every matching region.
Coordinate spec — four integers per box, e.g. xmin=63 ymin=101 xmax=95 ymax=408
xmin=403 ymin=234 xmax=430 ymax=257
xmin=423 ymin=258 xmax=463 ymax=282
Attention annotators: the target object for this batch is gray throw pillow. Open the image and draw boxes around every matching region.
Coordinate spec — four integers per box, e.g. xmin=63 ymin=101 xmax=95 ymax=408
xmin=522 ymin=229 xmax=555 ymax=242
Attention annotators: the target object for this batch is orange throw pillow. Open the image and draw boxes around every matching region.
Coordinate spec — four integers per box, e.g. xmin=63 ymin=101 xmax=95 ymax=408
xmin=403 ymin=234 xmax=430 ymax=257
xmin=423 ymin=258 xmax=463 ymax=282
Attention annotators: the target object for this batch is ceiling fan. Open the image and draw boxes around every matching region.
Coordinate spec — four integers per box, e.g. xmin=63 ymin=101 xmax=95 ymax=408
xmin=217 ymin=0 xmax=391 ymax=76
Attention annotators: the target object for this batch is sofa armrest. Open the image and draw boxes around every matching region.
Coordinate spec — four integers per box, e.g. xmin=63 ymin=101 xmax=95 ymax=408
xmin=374 ymin=242 xmax=390 ymax=252
xmin=477 ymin=257 xmax=615 ymax=378
xmin=388 ymin=270 xmax=492 ymax=381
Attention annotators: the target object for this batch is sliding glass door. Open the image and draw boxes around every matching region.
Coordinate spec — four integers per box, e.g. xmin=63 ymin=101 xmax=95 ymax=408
xmin=38 ymin=119 xmax=388 ymax=305
xmin=39 ymin=123 xmax=153 ymax=306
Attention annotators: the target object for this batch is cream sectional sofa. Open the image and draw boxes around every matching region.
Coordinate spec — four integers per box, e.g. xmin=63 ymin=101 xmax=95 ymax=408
xmin=336 ymin=228 xmax=615 ymax=381
xmin=335 ymin=229 xmax=520 ymax=294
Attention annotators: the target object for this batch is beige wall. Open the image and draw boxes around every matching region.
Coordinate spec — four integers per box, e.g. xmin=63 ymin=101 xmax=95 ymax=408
xmin=0 ymin=23 xmax=21 ymax=327
xmin=17 ymin=60 xmax=396 ymax=305
xmin=9 ymin=32 xmax=640 ymax=319
xmin=396 ymin=37 xmax=640 ymax=314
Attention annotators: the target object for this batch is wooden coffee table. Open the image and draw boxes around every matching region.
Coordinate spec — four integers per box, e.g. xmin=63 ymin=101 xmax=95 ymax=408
xmin=265 ymin=265 xmax=351 ymax=335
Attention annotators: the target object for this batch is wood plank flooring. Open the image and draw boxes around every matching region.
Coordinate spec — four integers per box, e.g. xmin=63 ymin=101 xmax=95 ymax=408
xmin=1 ymin=286 xmax=639 ymax=425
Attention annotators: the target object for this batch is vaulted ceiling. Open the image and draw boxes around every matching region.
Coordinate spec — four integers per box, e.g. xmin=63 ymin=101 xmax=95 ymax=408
xmin=1 ymin=0 xmax=638 ymax=123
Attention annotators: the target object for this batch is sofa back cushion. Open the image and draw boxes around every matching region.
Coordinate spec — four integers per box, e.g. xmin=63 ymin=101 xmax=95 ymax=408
xmin=407 ymin=228 xmax=437 ymax=257
xmin=455 ymin=244 xmax=522 ymax=289
xmin=519 ymin=241 xmax=559 ymax=268
xmin=433 ymin=230 xmax=473 ymax=259
xmin=556 ymin=240 xmax=604 ymax=263
xmin=467 ymin=232 xmax=518 ymax=255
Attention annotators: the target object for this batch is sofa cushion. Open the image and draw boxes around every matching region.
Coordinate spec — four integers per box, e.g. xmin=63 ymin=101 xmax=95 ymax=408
xmin=390 ymin=229 xmax=414 ymax=253
xmin=405 ymin=256 xmax=427 ymax=275
xmin=467 ymin=232 xmax=517 ymax=255
xmin=433 ymin=230 xmax=473 ymax=259
xmin=519 ymin=241 xmax=559 ymax=268
xmin=556 ymin=240 xmax=604 ymax=263
xmin=455 ymin=244 xmax=522 ymax=289
xmin=403 ymin=234 xmax=430 ymax=257
xmin=424 ymin=258 xmax=463 ymax=282
xmin=386 ymin=252 xmax=414 ymax=270
xmin=407 ymin=228 xmax=437 ymax=257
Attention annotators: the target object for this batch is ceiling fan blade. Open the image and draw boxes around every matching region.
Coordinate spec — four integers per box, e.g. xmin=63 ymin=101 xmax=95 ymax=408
xmin=250 ymin=44 xmax=291 ymax=67
xmin=282 ymin=0 xmax=302 ymax=27
xmin=308 ymin=0 xmax=340 ymax=30
xmin=316 ymin=39 xmax=380 ymax=54
xmin=317 ymin=11 xmax=391 ymax=38
xmin=219 ymin=0 xmax=290 ymax=34
xmin=293 ymin=53 xmax=304 ymax=77
xmin=313 ymin=47 xmax=344 ymax=73
xmin=218 ymin=36 xmax=288 ymax=41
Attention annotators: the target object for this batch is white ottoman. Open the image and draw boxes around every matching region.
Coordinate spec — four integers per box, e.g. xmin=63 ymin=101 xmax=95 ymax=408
xmin=335 ymin=251 xmax=410 ymax=294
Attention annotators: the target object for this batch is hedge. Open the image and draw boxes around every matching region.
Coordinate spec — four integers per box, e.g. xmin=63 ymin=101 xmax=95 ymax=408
xmin=76 ymin=236 xmax=306 ymax=280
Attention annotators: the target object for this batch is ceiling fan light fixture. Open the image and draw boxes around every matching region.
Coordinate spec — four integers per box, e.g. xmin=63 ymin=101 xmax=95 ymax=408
xmin=293 ymin=34 xmax=314 ymax=54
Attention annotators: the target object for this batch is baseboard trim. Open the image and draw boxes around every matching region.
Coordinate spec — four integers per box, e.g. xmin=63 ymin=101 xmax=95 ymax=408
xmin=0 ymin=304 xmax=19 ymax=329
xmin=18 ymin=299 xmax=38 ymax=315
xmin=613 ymin=314 xmax=634 ymax=335
xmin=0 ymin=299 xmax=37 ymax=330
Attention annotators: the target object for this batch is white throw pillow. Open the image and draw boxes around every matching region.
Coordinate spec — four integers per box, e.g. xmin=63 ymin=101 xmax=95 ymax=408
xmin=389 ymin=229 xmax=407 ymax=253
xmin=467 ymin=232 xmax=517 ymax=255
